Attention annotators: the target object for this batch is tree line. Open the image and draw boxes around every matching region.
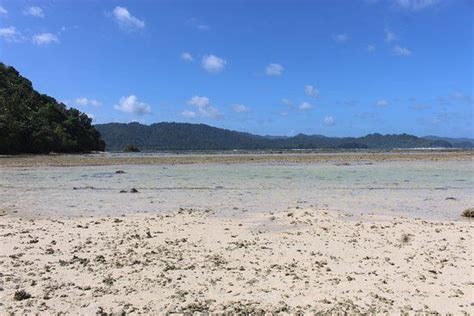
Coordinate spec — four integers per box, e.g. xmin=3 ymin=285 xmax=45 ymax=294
xmin=0 ymin=63 xmax=105 ymax=154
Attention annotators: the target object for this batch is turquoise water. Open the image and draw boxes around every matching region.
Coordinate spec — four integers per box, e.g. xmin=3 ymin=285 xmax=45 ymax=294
xmin=1 ymin=160 xmax=473 ymax=220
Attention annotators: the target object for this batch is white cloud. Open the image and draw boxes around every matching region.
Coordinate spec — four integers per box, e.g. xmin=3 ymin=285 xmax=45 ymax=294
xmin=181 ymin=52 xmax=193 ymax=62
xmin=24 ymin=6 xmax=44 ymax=18
xmin=266 ymin=63 xmax=284 ymax=76
xmin=385 ymin=29 xmax=397 ymax=43
xmin=299 ymin=102 xmax=314 ymax=111
xmin=32 ymin=33 xmax=59 ymax=45
xmin=1 ymin=28 xmax=59 ymax=45
xmin=393 ymin=45 xmax=412 ymax=56
xmin=323 ymin=116 xmax=335 ymax=126
xmin=0 ymin=27 xmax=20 ymax=42
xmin=114 ymin=95 xmax=151 ymax=115
xmin=232 ymin=104 xmax=250 ymax=113
xmin=367 ymin=44 xmax=376 ymax=52
xmin=333 ymin=33 xmax=349 ymax=43
xmin=112 ymin=6 xmax=145 ymax=31
xmin=188 ymin=96 xmax=210 ymax=107
xmin=376 ymin=99 xmax=390 ymax=107
xmin=304 ymin=85 xmax=320 ymax=98
xmin=393 ymin=0 xmax=440 ymax=10
xmin=0 ymin=6 xmax=7 ymax=15
xmin=181 ymin=110 xmax=197 ymax=118
xmin=187 ymin=95 xmax=222 ymax=119
xmin=202 ymin=54 xmax=226 ymax=73
xmin=74 ymin=97 xmax=102 ymax=107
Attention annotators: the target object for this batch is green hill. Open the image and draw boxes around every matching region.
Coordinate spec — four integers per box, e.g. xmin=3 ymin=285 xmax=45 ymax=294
xmin=95 ymin=122 xmax=268 ymax=151
xmin=95 ymin=122 xmax=457 ymax=151
xmin=0 ymin=63 xmax=105 ymax=154
xmin=422 ymin=136 xmax=474 ymax=149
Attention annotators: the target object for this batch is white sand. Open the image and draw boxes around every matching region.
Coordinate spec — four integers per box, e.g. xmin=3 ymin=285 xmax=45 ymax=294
xmin=1 ymin=207 xmax=472 ymax=314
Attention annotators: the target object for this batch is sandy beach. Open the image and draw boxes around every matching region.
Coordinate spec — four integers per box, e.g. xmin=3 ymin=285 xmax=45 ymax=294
xmin=1 ymin=152 xmax=473 ymax=314
xmin=1 ymin=207 xmax=472 ymax=314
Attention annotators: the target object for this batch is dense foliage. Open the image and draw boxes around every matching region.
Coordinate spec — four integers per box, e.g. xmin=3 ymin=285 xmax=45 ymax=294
xmin=0 ymin=63 xmax=105 ymax=154
xmin=96 ymin=122 xmax=268 ymax=151
xmin=95 ymin=122 xmax=471 ymax=151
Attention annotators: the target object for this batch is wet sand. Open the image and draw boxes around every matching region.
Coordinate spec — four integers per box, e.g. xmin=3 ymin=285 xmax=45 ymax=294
xmin=1 ymin=157 xmax=473 ymax=220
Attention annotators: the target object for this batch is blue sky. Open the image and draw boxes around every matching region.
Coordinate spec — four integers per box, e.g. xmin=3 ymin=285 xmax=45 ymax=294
xmin=0 ymin=0 xmax=472 ymax=137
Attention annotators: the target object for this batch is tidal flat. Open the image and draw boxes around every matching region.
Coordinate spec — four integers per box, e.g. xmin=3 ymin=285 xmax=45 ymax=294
xmin=0 ymin=152 xmax=473 ymax=314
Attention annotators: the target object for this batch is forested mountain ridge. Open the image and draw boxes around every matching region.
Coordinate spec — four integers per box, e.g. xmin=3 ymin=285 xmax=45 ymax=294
xmin=95 ymin=122 xmax=472 ymax=151
xmin=95 ymin=122 xmax=268 ymax=151
xmin=0 ymin=63 xmax=105 ymax=154
xmin=422 ymin=136 xmax=474 ymax=149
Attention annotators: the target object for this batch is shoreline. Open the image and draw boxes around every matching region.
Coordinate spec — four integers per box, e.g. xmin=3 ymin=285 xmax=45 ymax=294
xmin=0 ymin=151 xmax=473 ymax=168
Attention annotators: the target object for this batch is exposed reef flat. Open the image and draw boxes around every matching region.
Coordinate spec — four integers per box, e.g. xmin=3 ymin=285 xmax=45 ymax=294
xmin=0 ymin=150 xmax=472 ymax=168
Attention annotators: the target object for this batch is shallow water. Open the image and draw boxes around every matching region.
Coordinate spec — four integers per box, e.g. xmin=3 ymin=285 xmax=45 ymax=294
xmin=1 ymin=160 xmax=473 ymax=220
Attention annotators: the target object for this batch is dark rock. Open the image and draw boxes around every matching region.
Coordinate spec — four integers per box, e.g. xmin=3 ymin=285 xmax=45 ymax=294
xmin=103 ymin=275 xmax=115 ymax=286
xmin=461 ymin=208 xmax=474 ymax=218
xmin=73 ymin=186 xmax=96 ymax=190
xmin=70 ymin=255 xmax=89 ymax=266
xmin=14 ymin=290 xmax=31 ymax=301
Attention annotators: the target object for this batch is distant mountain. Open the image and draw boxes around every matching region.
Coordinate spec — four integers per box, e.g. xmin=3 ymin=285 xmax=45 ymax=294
xmin=263 ymin=133 xmax=328 ymax=140
xmin=423 ymin=136 xmax=474 ymax=148
xmin=95 ymin=122 xmax=463 ymax=151
xmin=95 ymin=122 xmax=268 ymax=151
xmin=263 ymin=135 xmax=289 ymax=140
